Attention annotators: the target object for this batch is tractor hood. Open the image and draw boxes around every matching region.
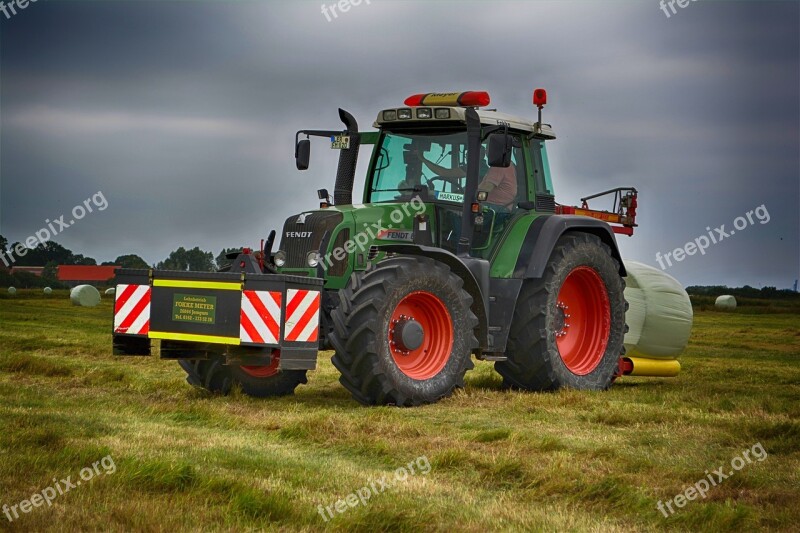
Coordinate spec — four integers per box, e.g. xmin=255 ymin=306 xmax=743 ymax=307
xmin=276 ymin=202 xmax=426 ymax=283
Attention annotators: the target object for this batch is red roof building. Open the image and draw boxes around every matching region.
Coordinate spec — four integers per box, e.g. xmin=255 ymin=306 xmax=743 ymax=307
xmin=10 ymin=266 xmax=45 ymax=276
xmin=57 ymin=265 xmax=119 ymax=287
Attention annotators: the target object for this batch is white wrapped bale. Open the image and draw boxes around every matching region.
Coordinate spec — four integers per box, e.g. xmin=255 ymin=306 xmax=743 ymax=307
xmin=70 ymin=285 xmax=101 ymax=307
xmin=623 ymin=261 xmax=693 ymax=359
xmin=715 ymin=295 xmax=737 ymax=310
xmin=105 ymin=288 xmax=116 ymax=296
xmin=7 ymin=287 xmax=16 ymax=295
xmin=43 ymin=287 xmax=53 ymax=295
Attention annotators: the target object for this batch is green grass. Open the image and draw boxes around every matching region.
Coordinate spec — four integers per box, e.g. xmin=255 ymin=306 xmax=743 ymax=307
xmin=0 ymin=290 xmax=798 ymax=531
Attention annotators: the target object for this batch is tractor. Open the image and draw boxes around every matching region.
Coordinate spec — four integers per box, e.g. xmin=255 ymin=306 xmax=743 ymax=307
xmin=112 ymin=90 xmax=653 ymax=407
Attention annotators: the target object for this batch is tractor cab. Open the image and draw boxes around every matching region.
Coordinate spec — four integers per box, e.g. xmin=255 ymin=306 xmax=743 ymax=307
xmin=367 ymin=92 xmax=557 ymax=256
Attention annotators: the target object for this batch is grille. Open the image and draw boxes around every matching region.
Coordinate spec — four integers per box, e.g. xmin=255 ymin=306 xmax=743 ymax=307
xmin=327 ymin=229 xmax=350 ymax=277
xmin=535 ymin=193 xmax=556 ymax=212
xmin=279 ymin=211 xmax=344 ymax=269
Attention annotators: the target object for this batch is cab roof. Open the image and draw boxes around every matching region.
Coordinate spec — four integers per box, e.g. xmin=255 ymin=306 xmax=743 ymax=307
xmin=373 ymin=106 xmax=556 ymax=139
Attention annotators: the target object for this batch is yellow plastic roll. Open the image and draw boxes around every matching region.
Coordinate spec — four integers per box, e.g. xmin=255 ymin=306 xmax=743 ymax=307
xmin=624 ymin=357 xmax=681 ymax=377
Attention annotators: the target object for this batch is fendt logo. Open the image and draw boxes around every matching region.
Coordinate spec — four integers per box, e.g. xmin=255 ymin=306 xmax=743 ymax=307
xmin=286 ymin=231 xmax=313 ymax=238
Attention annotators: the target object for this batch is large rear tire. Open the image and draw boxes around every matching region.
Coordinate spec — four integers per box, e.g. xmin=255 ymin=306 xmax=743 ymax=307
xmin=330 ymin=256 xmax=478 ymax=406
xmin=495 ymin=233 xmax=626 ymax=391
xmin=178 ymin=351 xmax=308 ymax=398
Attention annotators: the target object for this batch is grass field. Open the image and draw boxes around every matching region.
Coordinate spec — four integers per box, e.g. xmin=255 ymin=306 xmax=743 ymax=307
xmin=0 ymin=290 xmax=798 ymax=532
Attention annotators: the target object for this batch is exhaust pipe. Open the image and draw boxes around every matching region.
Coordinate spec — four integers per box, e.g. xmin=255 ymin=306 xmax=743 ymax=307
xmin=333 ymin=108 xmax=360 ymax=206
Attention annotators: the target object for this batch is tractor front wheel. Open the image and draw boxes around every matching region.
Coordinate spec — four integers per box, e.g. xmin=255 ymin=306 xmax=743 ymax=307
xmin=178 ymin=350 xmax=308 ymax=397
xmin=495 ymin=232 xmax=626 ymax=391
xmin=330 ymin=256 xmax=478 ymax=406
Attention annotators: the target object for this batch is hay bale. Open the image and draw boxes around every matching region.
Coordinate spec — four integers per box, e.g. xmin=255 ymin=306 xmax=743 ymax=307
xmin=105 ymin=288 xmax=116 ymax=296
xmin=715 ymin=295 xmax=737 ymax=310
xmin=70 ymin=285 xmax=101 ymax=307
xmin=623 ymin=261 xmax=693 ymax=359
xmin=7 ymin=287 xmax=16 ymax=296
xmin=43 ymin=287 xmax=53 ymax=295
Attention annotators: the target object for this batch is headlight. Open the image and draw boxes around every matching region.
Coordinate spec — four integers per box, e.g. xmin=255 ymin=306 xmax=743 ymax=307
xmin=434 ymin=108 xmax=451 ymax=119
xmin=416 ymin=108 xmax=432 ymax=119
xmin=274 ymin=250 xmax=287 ymax=267
xmin=307 ymin=251 xmax=321 ymax=268
xmin=382 ymin=110 xmax=397 ymax=121
xmin=397 ymin=108 xmax=412 ymax=120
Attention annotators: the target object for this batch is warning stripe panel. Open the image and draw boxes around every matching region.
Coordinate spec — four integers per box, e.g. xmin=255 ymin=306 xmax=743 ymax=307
xmin=240 ymin=290 xmax=281 ymax=345
xmin=285 ymin=289 xmax=320 ymax=342
xmin=114 ymin=284 xmax=151 ymax=336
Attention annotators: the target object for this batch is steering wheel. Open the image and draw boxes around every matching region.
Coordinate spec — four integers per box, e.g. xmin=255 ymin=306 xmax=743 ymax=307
xmin=426 ymin=175 xmax=464 ymax=194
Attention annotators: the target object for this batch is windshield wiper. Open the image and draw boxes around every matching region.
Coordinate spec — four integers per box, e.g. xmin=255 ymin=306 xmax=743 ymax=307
xmin=371 ymin=187 xmax=423 ymax=193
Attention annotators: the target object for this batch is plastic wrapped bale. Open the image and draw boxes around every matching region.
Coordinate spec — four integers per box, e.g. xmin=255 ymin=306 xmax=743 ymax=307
xmin=43 ymin=287 xmax=53 ymax=295
xmin=623 ymin=261 xmax=693 ymax=359
xmin=70 ymin=285 xmax=101 ymax=307
xmin=7 ymin=287 xmax=16 ymax=296
xmin=105 ymin=288 xmax=116 ymax=296
xmin=715 ymin=295 xmax=737 ymax=311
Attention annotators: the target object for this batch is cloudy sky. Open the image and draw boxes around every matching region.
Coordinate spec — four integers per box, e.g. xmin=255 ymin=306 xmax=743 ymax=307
xmin=1 ymin=0 xmax=798 ymax=288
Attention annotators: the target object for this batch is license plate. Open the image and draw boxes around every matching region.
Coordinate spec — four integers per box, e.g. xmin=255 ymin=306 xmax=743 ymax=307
xmin=330 ymin=135 xmax=350 ymax=150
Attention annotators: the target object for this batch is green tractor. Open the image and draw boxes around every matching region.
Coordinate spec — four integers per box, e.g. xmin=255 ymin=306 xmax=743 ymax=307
xmin=112 ymin=89 xmax=644 ymax=406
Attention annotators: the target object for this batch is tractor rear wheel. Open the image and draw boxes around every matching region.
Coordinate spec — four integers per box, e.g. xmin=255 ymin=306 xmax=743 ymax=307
xmin=178 ymin=350 xmax=308 ymax=398
xmin=495 ymin=233 xmax=625 ymax=391
xmin=330 ymin=256 xmax=478 ymax=406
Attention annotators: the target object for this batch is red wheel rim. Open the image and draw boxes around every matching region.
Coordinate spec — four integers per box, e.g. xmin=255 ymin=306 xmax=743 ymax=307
xmin=555 ymin=267 xmax=610 ymax=375
xmin=240 ymin=349 xmax=280 ymax=378
xmin=388 ymin=291 xmax=454 ymax=380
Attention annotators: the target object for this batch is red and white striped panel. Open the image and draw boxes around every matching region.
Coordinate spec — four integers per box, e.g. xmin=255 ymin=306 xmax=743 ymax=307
xmin=240 ymin=290 xmax=282 ymax=345
xmin=113 ymin=284 xmax=151 ymax=335
xmin=284 ymin=289 xmax=321 ymax=342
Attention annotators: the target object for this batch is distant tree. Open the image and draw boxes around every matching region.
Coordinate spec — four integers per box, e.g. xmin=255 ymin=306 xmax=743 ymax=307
xmin=42 ymin=261 xmax=58 ymax=280
xmin=0 ymin=234 xmax=7 ymax=253
xmin=71 ymin=254 xmax=98 ymax=266
xmin=4 ymin=240 xmax=89 ymax=267
xmin=111 ymin=254 xmax=149 ymax=269
xmin=157 ymin=247 xmax=215 ymax=272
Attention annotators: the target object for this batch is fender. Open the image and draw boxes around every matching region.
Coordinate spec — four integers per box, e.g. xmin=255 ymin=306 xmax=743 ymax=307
xmin=374 ymin=244 xmax=490 ymax=351
xmin=515 ymin=215 xmax=627 ymax=278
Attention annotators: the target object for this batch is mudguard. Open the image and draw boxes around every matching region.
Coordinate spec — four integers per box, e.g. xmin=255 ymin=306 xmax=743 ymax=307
xmin=515 ymin=215 xmax=627 ymax=278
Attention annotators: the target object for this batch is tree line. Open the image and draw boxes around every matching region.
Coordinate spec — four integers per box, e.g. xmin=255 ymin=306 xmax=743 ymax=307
xmin=0 ymin=234 xmax=244 ymax=288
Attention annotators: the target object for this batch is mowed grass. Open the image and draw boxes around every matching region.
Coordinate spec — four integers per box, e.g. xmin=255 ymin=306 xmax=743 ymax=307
xmin=0 ymin=290 xmax=798 ymax=532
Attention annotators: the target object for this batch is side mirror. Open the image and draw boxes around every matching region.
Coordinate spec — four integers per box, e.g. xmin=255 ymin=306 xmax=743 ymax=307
xmin=295 ymin=139 xmax=311 ymax=170
xmin=487 ymin=133 xmax=512 ymax=168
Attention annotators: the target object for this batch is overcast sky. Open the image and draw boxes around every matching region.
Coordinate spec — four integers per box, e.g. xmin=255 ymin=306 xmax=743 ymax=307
xmin=1 ymin=0 xmax=798 ymax=288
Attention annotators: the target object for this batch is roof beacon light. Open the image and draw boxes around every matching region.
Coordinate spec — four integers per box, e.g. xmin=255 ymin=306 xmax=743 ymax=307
xmin=533 ymin=88 xmax=547 ymax=127
xmin=404 ymin=91 xmax=490 ymax=108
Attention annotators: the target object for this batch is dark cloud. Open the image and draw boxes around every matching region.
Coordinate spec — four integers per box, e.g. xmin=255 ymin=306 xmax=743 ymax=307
xmin=1 ymin=0 xmax=797 ymax=288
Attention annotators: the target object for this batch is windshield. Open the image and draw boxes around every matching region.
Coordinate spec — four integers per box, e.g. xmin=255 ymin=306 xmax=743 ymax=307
xmin=367 ymin=131 xmax=470 ymax=203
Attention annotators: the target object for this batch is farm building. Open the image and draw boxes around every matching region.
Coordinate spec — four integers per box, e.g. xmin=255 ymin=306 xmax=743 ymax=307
xmin=10 ymin=266 xmax=45 ymax=276
xmin=57 ymin=265 xmax=119 ymax=288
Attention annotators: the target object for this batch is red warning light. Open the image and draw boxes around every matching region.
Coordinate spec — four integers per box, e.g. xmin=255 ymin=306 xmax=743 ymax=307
xmin=533 ymin=89 xmax=547 ymax=108
xmin=404 ymin=91 xmax=491 ymax=108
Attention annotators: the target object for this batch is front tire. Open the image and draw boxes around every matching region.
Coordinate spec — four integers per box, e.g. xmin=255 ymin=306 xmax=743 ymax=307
xmin=330 ymin=256 xmax=478 ymax=406
xmin=178 ymin=351 xmax=308 ymax=398
xmin=495 ymin=232 xmax=626 ymax=391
